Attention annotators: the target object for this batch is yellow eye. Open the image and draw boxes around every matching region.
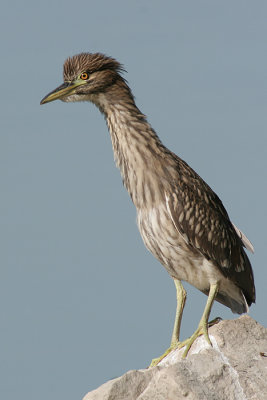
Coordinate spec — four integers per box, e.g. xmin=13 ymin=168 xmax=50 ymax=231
xmin=80 ymin=72 xmax=89 ymax=80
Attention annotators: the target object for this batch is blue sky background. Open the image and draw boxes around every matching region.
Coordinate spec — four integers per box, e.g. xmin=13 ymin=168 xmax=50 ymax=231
xmin=1 ymin=1 xmax=266 ymax=399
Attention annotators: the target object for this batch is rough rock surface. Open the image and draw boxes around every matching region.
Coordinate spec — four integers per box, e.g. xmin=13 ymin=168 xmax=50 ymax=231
xmin=83 ymin=316 xmax=267 ymax=400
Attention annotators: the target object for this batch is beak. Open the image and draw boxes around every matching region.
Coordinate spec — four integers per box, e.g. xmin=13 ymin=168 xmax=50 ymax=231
xmin=40 ymin=81 xmax=81 ymax=105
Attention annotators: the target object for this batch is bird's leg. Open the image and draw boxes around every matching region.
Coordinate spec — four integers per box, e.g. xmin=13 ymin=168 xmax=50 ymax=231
xmin=178 ymin=282 xmax=219 ymax=358
xmin=149 ymin=279 xmax=186 ymax=367
xmin=170 ymin=279 xmax=187 ymax=346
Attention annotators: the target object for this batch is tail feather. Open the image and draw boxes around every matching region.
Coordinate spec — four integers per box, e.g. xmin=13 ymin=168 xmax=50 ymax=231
xmin=201 ymin=287 xmax=249 ymax=315
xmin=215 ymin=291 xmax=249 ymax=315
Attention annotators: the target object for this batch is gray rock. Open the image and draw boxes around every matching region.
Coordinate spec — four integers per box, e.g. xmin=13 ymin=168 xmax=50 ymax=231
xmin=83 ymin=316 xmax=267 ymax=400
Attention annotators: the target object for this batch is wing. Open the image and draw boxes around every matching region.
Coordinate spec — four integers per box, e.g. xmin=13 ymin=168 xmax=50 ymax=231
xmin=165 ymin=158 xmax=255 ymax=305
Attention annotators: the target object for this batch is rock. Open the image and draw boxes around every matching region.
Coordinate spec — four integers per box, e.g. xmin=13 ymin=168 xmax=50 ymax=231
xmin=83 ymin=316 xmax=267 ymax=400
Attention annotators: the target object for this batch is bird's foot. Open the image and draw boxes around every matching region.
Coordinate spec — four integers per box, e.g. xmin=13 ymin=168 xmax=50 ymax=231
xmin=149 ymin=339 xmax=180 ymax=368
xmin=148 ymin=317 xmax=221 ymax=367
xmin=178 ymin=317 xmax=222 ymax=358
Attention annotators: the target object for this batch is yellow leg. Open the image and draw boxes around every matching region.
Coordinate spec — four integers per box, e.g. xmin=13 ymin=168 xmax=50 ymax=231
xmin=178 ymin=282 xmax=219 ymax=358
xmin=171 ymin=280 xmax=187 ymax=346
xmin=149 ymin=279 xmax=186 ymax=367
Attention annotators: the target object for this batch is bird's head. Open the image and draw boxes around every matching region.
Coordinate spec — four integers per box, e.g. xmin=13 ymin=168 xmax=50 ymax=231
xmin=40 ymin=52 xmax=125 ymax=105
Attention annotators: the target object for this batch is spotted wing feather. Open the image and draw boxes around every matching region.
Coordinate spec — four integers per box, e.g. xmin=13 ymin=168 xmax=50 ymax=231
xmin=166 ymin=158 xmax=255 ymax=306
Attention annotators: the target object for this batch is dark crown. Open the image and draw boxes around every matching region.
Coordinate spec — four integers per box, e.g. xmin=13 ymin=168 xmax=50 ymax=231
xmin=63 ymin=52 xmax=125 ymax=81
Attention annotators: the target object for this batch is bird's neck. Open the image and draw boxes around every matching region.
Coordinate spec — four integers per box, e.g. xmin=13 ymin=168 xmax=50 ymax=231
xmin=92 ymin=82 xmax=171 ymax=208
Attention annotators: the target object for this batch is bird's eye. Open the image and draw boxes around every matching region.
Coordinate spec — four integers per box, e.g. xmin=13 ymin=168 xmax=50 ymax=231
xmin=80 ymin=72 xmax=89 ymax=80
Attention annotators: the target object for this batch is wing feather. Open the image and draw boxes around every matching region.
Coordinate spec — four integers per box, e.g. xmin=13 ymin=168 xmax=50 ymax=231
xmin=164 ymin=158 xmax=255 ymax=305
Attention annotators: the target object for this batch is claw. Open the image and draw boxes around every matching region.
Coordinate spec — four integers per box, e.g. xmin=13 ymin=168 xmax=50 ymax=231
xmin=178 ymin=316 xmax=222 ymax=358
xmin=149 ymin=316 xmax=222 ymax=366
xmin=149 ymin=340 xmax=180 ymax=367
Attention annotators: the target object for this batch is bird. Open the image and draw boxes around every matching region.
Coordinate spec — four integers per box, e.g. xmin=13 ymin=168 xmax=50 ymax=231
xmin=40 ymin=52 xmax=255 ymax=366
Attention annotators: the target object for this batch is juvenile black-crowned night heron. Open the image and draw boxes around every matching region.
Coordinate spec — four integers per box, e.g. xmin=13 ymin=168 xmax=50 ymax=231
xmin=41 ymin=53 xmax=255 ymax=366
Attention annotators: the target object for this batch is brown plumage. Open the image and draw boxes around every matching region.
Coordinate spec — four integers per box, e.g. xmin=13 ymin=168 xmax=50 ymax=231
xmin=41 ymin=52 xmax=255 ymax=363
